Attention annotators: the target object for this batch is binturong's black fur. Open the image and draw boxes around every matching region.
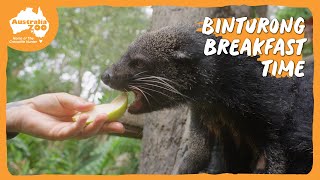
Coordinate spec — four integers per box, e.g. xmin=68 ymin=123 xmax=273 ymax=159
xmin=101 ymin=25 xmax=313 ymax=174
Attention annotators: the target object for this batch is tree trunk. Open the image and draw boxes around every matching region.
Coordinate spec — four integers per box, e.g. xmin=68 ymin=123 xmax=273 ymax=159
xmin=138 ymin=6 xmax=268 ymax=174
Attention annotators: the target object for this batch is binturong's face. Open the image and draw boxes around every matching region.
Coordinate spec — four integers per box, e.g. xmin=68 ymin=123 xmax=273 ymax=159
xmin=101 ymin=25 xmax=207 ymax=114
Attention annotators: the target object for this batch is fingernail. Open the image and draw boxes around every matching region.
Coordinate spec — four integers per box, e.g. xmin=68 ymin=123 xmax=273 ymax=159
xmin=109 ymin=123 xmax=125 ymax=133
xmin=76 ymin=100 xmax=93 ymax=107
xmin=101 ymin=113 xmax=108 ymax=118
xmin=85 ymin=101 xmax=94 ymax=105
xmin=80 ymin=114 xmax=89 ymax=120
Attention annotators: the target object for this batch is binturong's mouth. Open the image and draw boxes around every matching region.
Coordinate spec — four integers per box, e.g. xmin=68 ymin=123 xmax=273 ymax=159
xmin=128 ymin=90 xmax=146 ymax=114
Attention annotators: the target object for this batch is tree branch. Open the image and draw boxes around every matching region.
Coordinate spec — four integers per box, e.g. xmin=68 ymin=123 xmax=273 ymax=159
xmin=110 ymin=112 xmax=145 ymax=139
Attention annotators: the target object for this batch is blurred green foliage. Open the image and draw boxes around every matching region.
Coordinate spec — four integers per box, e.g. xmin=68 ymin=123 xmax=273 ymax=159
xmin=276 ymin=7 xmax=312 ymax=20
xmin=8 ymin=135 xmax=141 ymax=174
xmin=7 ymin=6 xmax=150 ymax=175
xmin=276 ymin=7 xmax=313 ymax=56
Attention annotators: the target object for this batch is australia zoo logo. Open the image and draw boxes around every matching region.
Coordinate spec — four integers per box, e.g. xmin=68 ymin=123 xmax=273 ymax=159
xmin=9 ymin=7 xmax=50 ymax=44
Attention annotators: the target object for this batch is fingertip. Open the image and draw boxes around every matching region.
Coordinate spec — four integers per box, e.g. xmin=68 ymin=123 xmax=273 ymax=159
xmin=96 ymin=113 xmax=108 ymax=122
xmin=77 ymin=114 xmax=89 ymax=127
xmin=58 ymin=114 xmax=88 ymax=139
xmin=104 ymin=122 xmax=125 ymax=134
xmin=75 ymin=100 xmax=95 ymax=111
xmin=84 ymin=101 xmax=95 ymax=107
xmin=79 ymin=113 xmax=89 ymax=120
xmin=87 ymin=114 xmax=105 ymax=127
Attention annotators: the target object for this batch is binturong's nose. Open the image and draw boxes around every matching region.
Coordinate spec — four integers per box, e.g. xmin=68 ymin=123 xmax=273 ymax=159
xmin=101 ymin=68 xmax=128 ymax=91
xmin=101 ymin=69 xmax=113 ymax=86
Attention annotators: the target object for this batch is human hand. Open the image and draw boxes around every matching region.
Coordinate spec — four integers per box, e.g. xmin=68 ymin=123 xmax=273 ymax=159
xmin=6 ymin=93 xmax=125 ymax=140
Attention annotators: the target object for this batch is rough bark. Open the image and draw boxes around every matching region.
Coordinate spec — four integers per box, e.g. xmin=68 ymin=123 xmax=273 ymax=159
xmin=137 ymin=6 xmax=268 ymax=174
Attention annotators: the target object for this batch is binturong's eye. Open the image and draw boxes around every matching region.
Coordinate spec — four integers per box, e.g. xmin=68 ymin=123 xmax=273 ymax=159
xmin=129 ymin=59 xmax=145 ymax=69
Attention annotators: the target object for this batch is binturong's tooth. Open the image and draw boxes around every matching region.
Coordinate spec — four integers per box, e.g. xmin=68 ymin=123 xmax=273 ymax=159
xmin=128 ymin=90 xmax=144 ymax=113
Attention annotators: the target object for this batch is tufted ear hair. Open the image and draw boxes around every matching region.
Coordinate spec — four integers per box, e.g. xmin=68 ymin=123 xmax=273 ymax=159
xmin=173 ymin=51 xmax=191 ymax=60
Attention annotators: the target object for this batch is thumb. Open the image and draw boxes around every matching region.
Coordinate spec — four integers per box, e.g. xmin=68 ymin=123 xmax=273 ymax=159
xmin=55 ymin=93 xmax=95 ymax=112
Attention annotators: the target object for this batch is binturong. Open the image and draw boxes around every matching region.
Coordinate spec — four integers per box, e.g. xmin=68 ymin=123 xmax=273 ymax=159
xmin=101 ymin=25 xmax=313 ymax=174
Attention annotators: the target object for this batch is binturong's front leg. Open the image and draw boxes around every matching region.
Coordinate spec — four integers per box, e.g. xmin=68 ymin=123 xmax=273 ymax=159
xmin=264 ymin=142 xmax=287 ymax=173
xmin=206 ymin=137 xmax=229 ymax=174
xmin=206 ymin=129 xmax=253 ymax=174
xmin=172 ymin=110 xmax=214 ymax=174
xmin=254 ymin=136 xmax=287 ymax=174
